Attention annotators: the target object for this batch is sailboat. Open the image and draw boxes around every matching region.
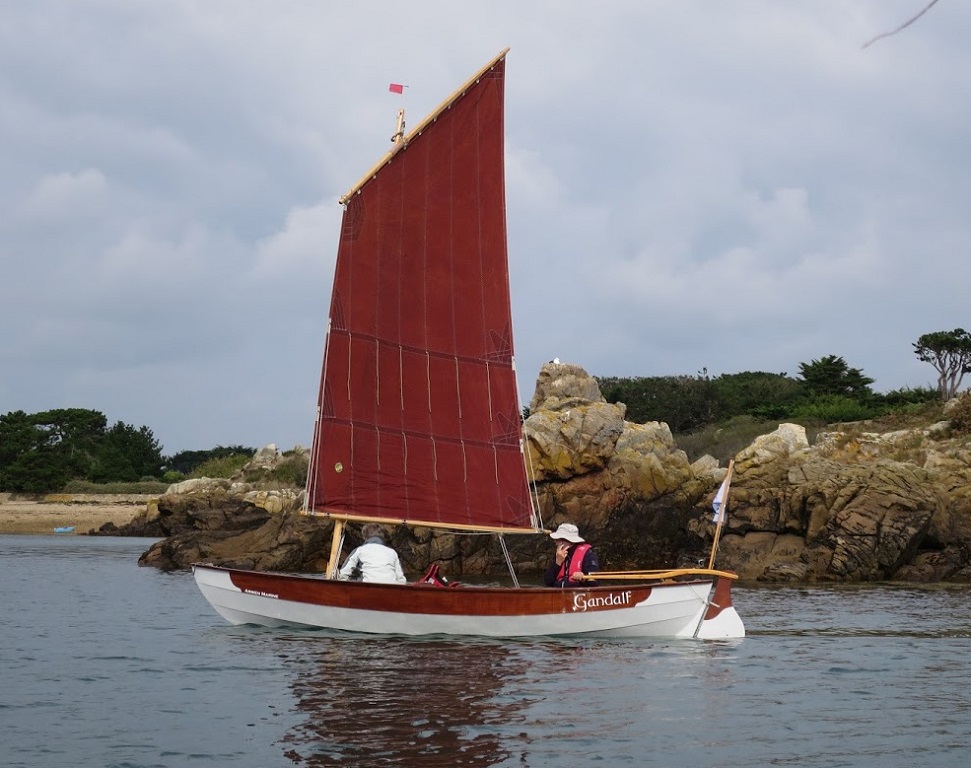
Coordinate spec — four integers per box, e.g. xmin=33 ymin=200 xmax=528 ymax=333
xmin=192 ymin=49 xmax=745 ymax=639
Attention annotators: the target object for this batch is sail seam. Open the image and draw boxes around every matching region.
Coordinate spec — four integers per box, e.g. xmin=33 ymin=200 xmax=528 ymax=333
xmin=331 ymin=328 xmax=514 ymax=368
xmin=322 ymin=418 xmax=519 ymax=449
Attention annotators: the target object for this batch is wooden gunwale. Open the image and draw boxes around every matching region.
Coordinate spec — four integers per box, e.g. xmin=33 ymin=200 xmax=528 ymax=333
xmin=215 ymin=565 xmax=716 ymax=618
xmin=581 ymin=568 xmax=738 ymax=581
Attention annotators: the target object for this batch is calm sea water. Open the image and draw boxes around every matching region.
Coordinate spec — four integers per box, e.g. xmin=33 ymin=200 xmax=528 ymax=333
xmin=2 ymin=535 xmax=970 ymax=768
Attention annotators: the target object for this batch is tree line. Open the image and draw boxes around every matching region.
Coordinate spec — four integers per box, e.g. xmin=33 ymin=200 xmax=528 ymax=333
xmin=598 ymin=357 xmax=928 ymax=435
xmin=596 ymin=329 xmax=971 ymax=433
xmin=0 ymin=408 xmax=254 ymax=493
xmin=3 ymin=329 xmax=969 ymax=493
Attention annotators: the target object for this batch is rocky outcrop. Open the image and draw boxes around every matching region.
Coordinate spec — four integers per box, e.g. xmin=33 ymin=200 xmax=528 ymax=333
xmin=133 ymin=363 xmax=971 ymax=583
xmin=119 ymin=474 xmax=311 ymax=570
xmin=716 ymin=425 xmax=956 ymax=582
xmin=138 ymin=501 xmax=331 ymax=573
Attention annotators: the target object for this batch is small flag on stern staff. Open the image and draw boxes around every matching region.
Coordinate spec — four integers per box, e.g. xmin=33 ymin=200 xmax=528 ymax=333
xmin=388 ymin=83 xmax=405 ymax=94
xmin=712 ymin=475 xmax=730 ymax=524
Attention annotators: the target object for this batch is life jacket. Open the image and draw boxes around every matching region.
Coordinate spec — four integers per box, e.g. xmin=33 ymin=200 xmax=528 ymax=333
xmin=418 ymin=563 xmax=461 ymax=588
xmin=556 ymin=543 xmax=592 ymax=585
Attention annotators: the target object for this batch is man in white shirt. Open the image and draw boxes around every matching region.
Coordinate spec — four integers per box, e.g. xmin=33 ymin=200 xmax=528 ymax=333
xmin=338 ymin=523 xmax=407 ymax=584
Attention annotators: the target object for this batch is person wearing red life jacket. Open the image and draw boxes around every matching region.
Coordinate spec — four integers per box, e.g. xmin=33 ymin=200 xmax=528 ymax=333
xmin=543 ymin=523 xmax=601 ymax=587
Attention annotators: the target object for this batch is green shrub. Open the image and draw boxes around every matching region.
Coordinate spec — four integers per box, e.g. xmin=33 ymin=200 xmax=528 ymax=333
xmin=266 ymin=455 xmax=308 ymax=487
xmin=876 ymin=385 xmax=940 ymax=407
xmin=60 ymin=480 xmax=169 ymax=494
xmin=860 ymin=400 xmax=945 ymax=432
xmin=190 ymin=453 xmax=251 ymax=479
xmin=949 ymin=392 xmax=971 ymax=434
xmin=677 ymin=416 xmax=782 ymax=464
xmin=790 ymin=396 xmax=879 ymax=424
xmin=237 ymin=452 xmax=309 ymax=488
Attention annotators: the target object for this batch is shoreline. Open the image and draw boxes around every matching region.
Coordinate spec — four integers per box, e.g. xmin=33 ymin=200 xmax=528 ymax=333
xmin=0 ymin=494 xmax=152 ymax=535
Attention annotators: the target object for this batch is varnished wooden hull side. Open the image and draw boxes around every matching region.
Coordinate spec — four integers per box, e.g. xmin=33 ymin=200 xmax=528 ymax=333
xmin=192 ymin=564 xmax=745 ymax=639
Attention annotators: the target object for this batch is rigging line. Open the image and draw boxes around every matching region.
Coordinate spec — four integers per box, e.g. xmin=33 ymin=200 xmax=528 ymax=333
xmin=519 ymin=417 xmax=544 ymax=530
xmin=498 ymin=534 xmax=520 ymax=588
xmin=311 ymin=315 xmax=335 ymax=506
xmin=305 ymin=404 xmax=321 ymax=512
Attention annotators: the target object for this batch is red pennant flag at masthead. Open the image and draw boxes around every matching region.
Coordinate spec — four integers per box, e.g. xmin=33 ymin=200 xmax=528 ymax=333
xmin=388 ymin=83 xmax=405 ymax=94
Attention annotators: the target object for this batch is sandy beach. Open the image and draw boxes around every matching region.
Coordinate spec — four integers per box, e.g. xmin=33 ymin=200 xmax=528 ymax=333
xmin=0 ymin=493 xmax=153 ymax=535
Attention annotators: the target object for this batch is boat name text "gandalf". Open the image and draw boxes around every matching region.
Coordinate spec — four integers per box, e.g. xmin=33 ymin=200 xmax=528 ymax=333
xmin=573 ymin=591 xmax=632 ymax=612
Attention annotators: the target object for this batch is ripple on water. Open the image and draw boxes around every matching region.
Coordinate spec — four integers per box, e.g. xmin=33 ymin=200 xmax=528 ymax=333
xmin=4 ymin=538 xmax=971 ymax=767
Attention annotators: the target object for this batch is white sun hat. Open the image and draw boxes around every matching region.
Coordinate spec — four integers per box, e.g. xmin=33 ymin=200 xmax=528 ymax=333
xmin=549 ymin=523 xmax=584 ymax=543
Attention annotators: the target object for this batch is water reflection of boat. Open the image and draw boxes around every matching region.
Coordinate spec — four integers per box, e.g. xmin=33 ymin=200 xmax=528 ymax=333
xmin=278 ymin=636 xmax=526 ymax=767
xmin=275 ymin=633 xmax=743 ymax=766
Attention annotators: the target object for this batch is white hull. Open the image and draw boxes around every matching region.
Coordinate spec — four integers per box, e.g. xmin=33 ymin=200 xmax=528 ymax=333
xmin=192 ymin=564 xmax=744 ymax=640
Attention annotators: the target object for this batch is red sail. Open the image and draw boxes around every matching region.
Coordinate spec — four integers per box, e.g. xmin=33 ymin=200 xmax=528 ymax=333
xmin=308 ymin=53 xmax=536 ymax=532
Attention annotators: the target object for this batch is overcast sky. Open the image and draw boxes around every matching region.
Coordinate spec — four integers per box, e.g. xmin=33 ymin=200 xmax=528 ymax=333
xmin=2 ymin=1 xmax=968 ymax=455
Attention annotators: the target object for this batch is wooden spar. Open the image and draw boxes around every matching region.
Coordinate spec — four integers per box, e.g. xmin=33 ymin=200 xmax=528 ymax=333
xmin=707 ymin=459 xmax=735 ymax=570
xmin=339 ymin=47 xmax=511 ymax=204
xmin=303 ymin=509 xmax=541 ymax=535
xmin=324 ymin=519 xmax=345 ymax=579
xmin=577 ymin=567 xmax=739 ymax=582
xmin=390 ymin=107 xmax=406 ymax=145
